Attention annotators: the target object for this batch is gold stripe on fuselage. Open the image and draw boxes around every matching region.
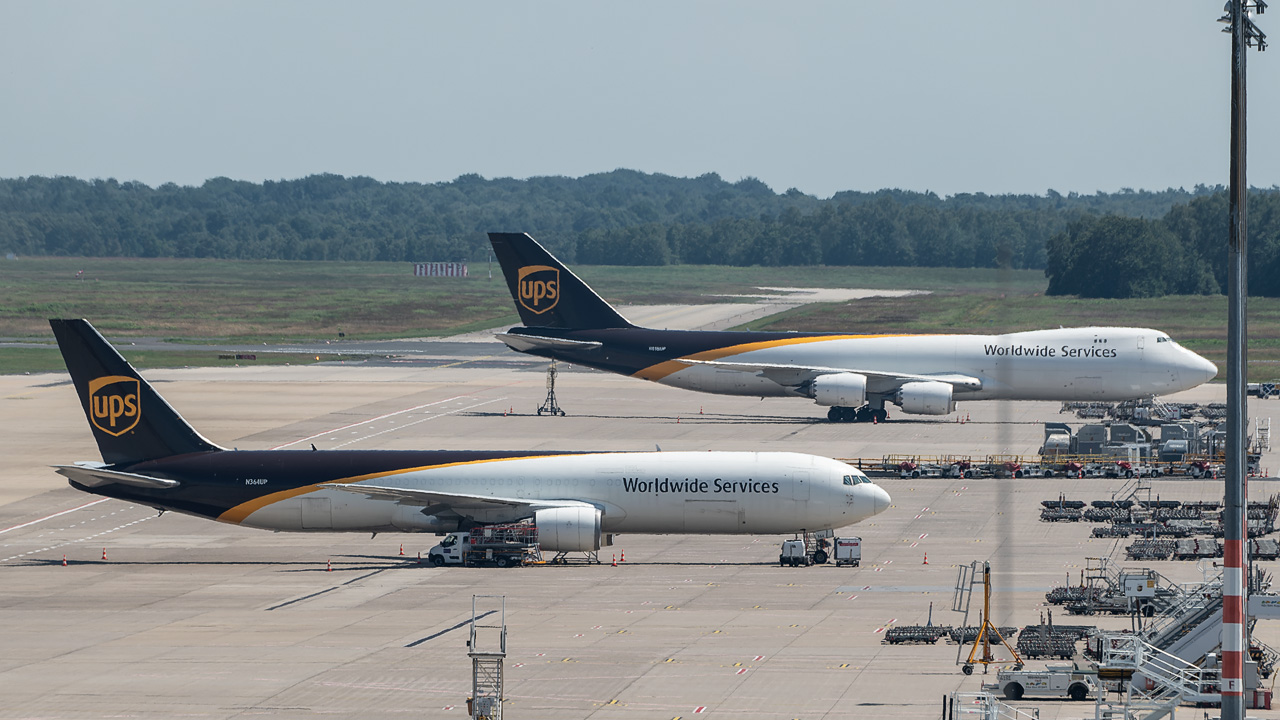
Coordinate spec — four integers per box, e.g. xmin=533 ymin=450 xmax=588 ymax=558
xmin=632 ymin=333 xmax=923 ymax=382
xmin=216 ymin=454 xmax=574 ymax=524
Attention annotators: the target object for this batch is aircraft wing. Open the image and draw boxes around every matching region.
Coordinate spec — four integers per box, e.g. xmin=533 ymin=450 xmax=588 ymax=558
xmin=53 ymin=463 xmax=180 ymax=489
xmin=495 ymin=332 xmax=602 ymax=353
xmin=321 ymin=483 xmax=594 ymax=518
xmin=681 ymin=359 xmax=983 ymax=393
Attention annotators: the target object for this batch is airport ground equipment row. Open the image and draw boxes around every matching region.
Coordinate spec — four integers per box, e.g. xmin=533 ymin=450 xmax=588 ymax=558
xmin=880 ymin=625 xmax=951 ymax=645
xmin=1128 ymin=537 xmax=1280 ymax=562
xmin=1039 ymin=493 xmax=1280 ymax=540
xmin=843 ymin=453 xmax=1239 ymax=479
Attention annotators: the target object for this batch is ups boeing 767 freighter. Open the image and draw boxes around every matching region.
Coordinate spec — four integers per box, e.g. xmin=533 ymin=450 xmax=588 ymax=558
xmin=49 ymin=319 xmax=889 ymax=554
xmin=488 ymin=233 xmax=1218 ymax=422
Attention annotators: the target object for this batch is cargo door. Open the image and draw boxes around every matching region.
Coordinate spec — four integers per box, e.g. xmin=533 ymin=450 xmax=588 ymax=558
xmin=790 ymin=470 xmax=811 ymax=501
xmin=301 ymin=496 xmax=332 ymax=529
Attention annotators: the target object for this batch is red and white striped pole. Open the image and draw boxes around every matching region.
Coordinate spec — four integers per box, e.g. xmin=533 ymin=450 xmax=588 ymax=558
xmin=1220 ymin=1 xmax=1265 ymax=716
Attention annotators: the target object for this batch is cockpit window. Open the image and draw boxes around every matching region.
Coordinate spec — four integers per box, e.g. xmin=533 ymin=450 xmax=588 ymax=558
xmin=843 ymin=474 xmax=869 ymax=485
xmin=843 ymin=475 xmax=854 ymax=486
xmin=1157 ymin=336 xmax=1170 ymax=343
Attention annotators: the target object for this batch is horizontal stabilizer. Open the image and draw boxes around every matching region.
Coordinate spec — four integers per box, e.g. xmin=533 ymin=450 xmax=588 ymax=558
xmin=495 ymin=332 xmax=603 ymax=353
xmin=53 ymin=463 xmax=180 ymax=489
xmin=680 ymin=359 xmax=983 ymax=392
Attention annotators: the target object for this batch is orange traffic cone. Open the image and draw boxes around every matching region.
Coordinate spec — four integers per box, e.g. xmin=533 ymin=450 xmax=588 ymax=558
xmin=62 ymin=554 xmax=67 ymax=567
xmin=611 ymin=554 xmax=617 ymax=567
xmin=923 ymin=554 xmax=929 ymax=565
xmin=399 ymin=543 xmax=404 ymax=556
xmin=326 ymin=559 xmax=332 ymax=572
xmin=417 ymin=552 xmax=422 ymax=564
xmin=620 ymin=550 xmax=626 ymax=563
xmin=101 ymin=547 xmax=107 ymax=561
xmin=677 ymin=416 xmax=681 ymax=423
xmin=873 ymin=415 xmax=878 ymax=425
xmin=699 ymin=406 xmax=704 ymax=414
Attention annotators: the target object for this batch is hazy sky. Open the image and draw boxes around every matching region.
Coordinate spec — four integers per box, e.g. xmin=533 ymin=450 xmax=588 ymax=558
xmin=2 ymin=2 xmax=1277 ymax=198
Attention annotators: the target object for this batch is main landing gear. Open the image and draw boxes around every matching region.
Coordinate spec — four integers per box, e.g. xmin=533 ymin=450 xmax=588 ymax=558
xmin=826 ymin=405 xmax=888 ymax=423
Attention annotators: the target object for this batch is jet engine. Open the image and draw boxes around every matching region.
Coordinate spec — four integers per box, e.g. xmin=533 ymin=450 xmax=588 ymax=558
xmin=535 ymin=506 xmax=602 ymax=552
xmin=390 ymin=505 xmax=460 ymax=533
xmin=895 ymin=381 xmax=955 ymax=415
xmin=812 ymin=372 xmax=868 ymax=407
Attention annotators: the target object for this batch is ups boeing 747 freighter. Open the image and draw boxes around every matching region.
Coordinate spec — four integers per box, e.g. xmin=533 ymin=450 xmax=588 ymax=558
xmin=49 ymin=319 xmax=889 ymax=554
xmin=488 ymin=232 xmax=1218 ymax=422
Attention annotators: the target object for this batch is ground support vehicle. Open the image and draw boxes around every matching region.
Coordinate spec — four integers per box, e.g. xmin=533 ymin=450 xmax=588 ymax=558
xmin=427 ymin=524 xmax=540 ymax=568
xmin=779 ymin=532 xmax=834 ymax=566
xmin=833 ymin=536 xmax=861 ymax=566
xmin=779 ymin=539 xmax=810 ymax=566
xmin=983 ymin=664 xmax=1097 ymax=701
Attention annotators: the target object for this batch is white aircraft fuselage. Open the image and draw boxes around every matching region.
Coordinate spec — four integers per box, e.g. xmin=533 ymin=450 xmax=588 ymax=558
xmin=659 ymin=327 xmax=1216 ymax=402
xmin=489 ymin=233 xmax=1219 ymax=423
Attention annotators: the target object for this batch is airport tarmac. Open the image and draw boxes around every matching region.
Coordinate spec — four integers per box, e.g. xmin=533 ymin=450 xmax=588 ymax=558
xmin=2 ymin=337 xmax=1279 ymax=718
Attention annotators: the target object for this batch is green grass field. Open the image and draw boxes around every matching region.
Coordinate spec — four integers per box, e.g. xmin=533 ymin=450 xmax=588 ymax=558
xmin=1 ymin=256 xmax=1271 ymax=380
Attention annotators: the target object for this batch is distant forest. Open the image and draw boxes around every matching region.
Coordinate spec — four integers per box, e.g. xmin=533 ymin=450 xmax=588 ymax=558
xmin=1 ymin=170 xmax=1277 ymax=297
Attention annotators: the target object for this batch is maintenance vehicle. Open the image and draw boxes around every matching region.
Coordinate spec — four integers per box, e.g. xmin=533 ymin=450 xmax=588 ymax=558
xmin=427 ymin=524 xmax=540 ymax=568
xmin=779 ymin=539 xmax=811 ymax=566
xmin=833 ymin=536 xmax=862 ymax=567
xmin=779 ymin=532 xmax=834 ymax=566
xmin=983 ymin=663 xmax=1098 ymax=701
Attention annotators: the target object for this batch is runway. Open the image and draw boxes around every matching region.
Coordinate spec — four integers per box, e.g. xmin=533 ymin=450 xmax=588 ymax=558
xmin=1 ymin=314 xmax=1276 ymax=719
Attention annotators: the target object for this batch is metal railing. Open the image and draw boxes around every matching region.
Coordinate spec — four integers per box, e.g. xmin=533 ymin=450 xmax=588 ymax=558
xmin=950 ymin=692 xmax=1040 ymax=720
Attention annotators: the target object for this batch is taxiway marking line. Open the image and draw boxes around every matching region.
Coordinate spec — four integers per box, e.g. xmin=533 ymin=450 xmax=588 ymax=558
xmin=271 ymin=396 xmax=467 ymax=449
xmin=330 ymin=398 xmax=502 ymax=449
xmin=0 ymin=498 xmax=109 ymax=536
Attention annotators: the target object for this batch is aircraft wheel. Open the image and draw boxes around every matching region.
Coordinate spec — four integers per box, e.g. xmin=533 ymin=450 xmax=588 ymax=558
xmin=812 ymin=549 xmax=828 ymax=565
xmin=854 ymin=407 xmax=871 ymax=422
xmin=828 ymin=407 xmax=841 ymax=422
xmin=872 ymin=408 xmax=888 ymax=423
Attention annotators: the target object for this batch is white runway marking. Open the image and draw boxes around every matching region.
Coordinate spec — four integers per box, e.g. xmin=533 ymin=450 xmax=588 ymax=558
xmin=1 ymin=512 xmax=157 ymax=563
xmin=270 ymin=396 xmax=472 ymax=449
xmin=0 ymin=498 xmax=110 ymax=536
xmin=329 ymin=398 xmax=504 ymax=448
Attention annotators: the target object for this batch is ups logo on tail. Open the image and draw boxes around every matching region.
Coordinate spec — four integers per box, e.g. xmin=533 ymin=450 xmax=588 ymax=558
xmin=517 ymin=265 xmax=559 ymax=315
xmin=88 ymin=375 xmax=140 ymax=436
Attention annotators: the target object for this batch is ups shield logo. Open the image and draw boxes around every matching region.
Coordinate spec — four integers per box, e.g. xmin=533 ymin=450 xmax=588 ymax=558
xmin=517 ymin=265 xmax=559 ymax=315
xmin=88 ymin=375 xmax=140 ymax=437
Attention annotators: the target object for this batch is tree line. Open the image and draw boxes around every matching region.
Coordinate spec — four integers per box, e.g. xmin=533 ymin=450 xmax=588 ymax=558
xmin=2 ymin=170 xmax=1276 ymax=296
xmin=1044 ymin=190 xmax=1280 ymax=298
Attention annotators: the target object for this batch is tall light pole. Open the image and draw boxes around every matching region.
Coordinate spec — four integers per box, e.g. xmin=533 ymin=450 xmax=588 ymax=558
xmin=1218 ymin=2 xmax=1265 ymax=719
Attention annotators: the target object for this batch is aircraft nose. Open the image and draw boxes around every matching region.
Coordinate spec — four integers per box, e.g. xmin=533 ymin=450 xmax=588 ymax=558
xmin=1193 ymin=353 xmax=1218 ymax=384
xmin=872 ymin=485 xmax=891 ymax=516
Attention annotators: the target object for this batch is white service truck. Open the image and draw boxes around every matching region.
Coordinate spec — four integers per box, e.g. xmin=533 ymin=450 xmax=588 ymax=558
xmin=427 ymin=524 xmax=540 ymax=568
xmin=833 ymin=536 xmax=862 ymax=566
xmin=983 ymin=663 xmax=1097 ymax=701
